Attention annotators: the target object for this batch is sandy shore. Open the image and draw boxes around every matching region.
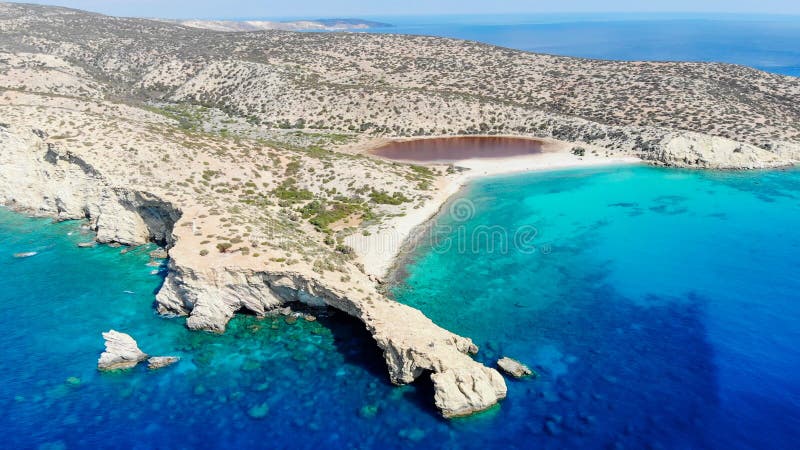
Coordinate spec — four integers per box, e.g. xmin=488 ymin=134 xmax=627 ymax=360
xmin=346 ymin=150 xmax=642 ymax=278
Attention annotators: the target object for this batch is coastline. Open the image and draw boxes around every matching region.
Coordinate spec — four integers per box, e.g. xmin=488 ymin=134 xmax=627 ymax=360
xmin=346 ymin=149 xmax=642 ymax=279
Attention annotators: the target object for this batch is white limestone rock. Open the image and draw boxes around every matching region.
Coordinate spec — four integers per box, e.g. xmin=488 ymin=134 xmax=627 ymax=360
xmin=147 ymin=356 xmax=180 ymax=370
xmin=97 ymin=330 xmax=148 ymax=371
xmin=431 ymin=366 xmax=508 ymax=418
xmin=497 ymin=357 xmax=534 ymax=378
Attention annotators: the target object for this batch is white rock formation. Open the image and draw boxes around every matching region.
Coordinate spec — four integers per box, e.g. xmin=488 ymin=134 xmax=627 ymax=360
xmin=97 ymin=330 xmax=148 ymax=371
xmin=156 ymin=262 xmax=509 ymax=416
xmin=432 ymin=367 xmax=508 ymax=418
xmin=644 ymin=132 xmax=796 ymax=169
xmin=497 ymin=357 xmax=534 ymax=378
xmin=147 ymin=356 xmax=180 ymax=370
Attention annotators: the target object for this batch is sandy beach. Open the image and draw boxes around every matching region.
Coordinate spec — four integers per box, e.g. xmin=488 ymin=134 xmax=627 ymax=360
xmin=345 ymin=147 xmax=642 ymax=278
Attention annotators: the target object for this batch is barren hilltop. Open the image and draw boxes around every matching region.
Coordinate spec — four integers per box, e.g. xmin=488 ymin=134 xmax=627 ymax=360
xmin=0 ymin=2 xmax=798 ymax=418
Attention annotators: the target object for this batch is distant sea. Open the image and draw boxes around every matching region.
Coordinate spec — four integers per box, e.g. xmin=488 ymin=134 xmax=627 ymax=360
xmin=361 ymin=13 xmax=800 ymax=77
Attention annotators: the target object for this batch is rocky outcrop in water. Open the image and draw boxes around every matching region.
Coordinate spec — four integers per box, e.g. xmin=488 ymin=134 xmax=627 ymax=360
xmin=147 ymin=356 xmax=180 ymax=370
xmin=432 ymin=367 xmax=508 ymax=417
xmin=497 ymin=357 xmax=535 ymax=378
xmin=97 ymin=330 xmax=148 ymax=371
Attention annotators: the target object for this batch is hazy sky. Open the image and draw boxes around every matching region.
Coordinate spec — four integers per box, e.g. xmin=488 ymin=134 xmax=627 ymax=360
xmin=13 ymin=0 xmax=800 ymax=19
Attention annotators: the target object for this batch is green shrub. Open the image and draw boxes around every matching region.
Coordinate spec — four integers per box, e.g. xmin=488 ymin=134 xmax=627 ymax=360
xmin=274 ymin=179 xmax=313 ymax=202
xmin=369 ymin=190 xmax=410 ymax=205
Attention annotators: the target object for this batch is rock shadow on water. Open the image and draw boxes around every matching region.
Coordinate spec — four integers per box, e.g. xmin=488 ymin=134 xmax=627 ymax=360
xmin=313 ymin=310 xmax=445 ymax=420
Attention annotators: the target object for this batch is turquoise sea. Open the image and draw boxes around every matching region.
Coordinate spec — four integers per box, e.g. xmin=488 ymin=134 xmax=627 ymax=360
xmin=3 ymin=166 xmax=800 ymax=448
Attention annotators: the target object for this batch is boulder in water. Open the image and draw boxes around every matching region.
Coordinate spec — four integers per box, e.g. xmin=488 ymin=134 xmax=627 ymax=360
xmin=147 ymin=356 xmax=180 ymax=370
xmin=431 ymin=366 xmax=507 ymax=418
xmin=97 ymin=330 xmax=148 ymax=371
xmin=497 ymin=357 xmax=535 ymax=378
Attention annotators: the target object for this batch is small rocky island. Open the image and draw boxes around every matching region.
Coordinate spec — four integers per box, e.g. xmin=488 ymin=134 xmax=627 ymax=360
xmin=98 ymin=330 xmax=180 ymax=371
xmin=0 ymin=2 xmax=798 ymax=418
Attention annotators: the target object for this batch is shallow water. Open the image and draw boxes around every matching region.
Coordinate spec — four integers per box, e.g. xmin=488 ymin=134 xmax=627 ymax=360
xmin=371 ymin=137 xmax=543 ymax=162
xmin=2 ymin=165 xmax=800 ymax=449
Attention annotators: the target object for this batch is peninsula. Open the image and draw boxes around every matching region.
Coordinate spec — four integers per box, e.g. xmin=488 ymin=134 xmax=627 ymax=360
xmin=0 ymin=2 xmax=798 ymax=418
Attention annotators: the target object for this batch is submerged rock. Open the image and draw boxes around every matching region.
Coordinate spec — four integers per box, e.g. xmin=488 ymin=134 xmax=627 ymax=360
xmin=13 ymin=251 xmax=37 ymax=258
xmin=497 ymin=357 xmax=535 ymax=378
xmin=247 ymin=402 xmax=269 ymax=419
xmin=77 ymin=241 xmax=96 ymax=248
xmin=398 ymin=427 xmax=426 ymax=442
xmin=97 ymin=330 xmax=148 ymax=371
xmin=147 ymin=356 xmax=180 ymax=370
xmin=359 ymin=404 xmax=379 ymax=418
xmin=544 ymin=420 xmax=562 ymax=436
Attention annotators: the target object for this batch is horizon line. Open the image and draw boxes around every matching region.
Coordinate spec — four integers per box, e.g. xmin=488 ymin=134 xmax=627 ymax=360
xmin=8 ymin=3 xmax=800 ymax=22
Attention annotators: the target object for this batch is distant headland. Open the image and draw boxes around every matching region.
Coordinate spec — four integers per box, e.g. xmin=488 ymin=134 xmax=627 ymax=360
xmin=162 ymin=17 xmax=393 ymax=32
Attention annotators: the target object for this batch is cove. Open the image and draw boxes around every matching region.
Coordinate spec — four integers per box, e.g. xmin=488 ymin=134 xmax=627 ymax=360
xmin=391 ymin=165 xmax=800 ymax=448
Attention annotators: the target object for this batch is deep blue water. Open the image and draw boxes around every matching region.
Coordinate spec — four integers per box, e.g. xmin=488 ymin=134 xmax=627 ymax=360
xmin=363 ymin=14 xmax=800 ymax=77
xmin=3 ymin=166 xmax=800 ymax=448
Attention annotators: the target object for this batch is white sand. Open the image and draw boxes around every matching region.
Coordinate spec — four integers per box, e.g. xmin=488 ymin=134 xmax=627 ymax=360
xmin=346 ymin=150 xmax=642 ymax=278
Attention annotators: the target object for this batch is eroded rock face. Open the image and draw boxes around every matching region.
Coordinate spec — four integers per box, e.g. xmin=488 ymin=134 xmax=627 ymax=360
xmin=155 ymin=262 xmax=509 ymax=417
xmin=497 ymin=357 xmax=534 ymax=378
xmin=641 ymin=132 xmax=797 ymax=169
xmin=0 ymin=128 xmax=181 ymax=246
xmin=97 ymin=330 xmax=148 ymax=371
xmin=147 ymin=356 xmax=180 ymax=370
xmin=432 ymin=367 xmax=508 ymax=418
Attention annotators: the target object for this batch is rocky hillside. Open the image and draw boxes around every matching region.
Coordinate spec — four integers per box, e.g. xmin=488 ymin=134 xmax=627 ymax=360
xmin=1 ymin=2 xmax=798 ymax=166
